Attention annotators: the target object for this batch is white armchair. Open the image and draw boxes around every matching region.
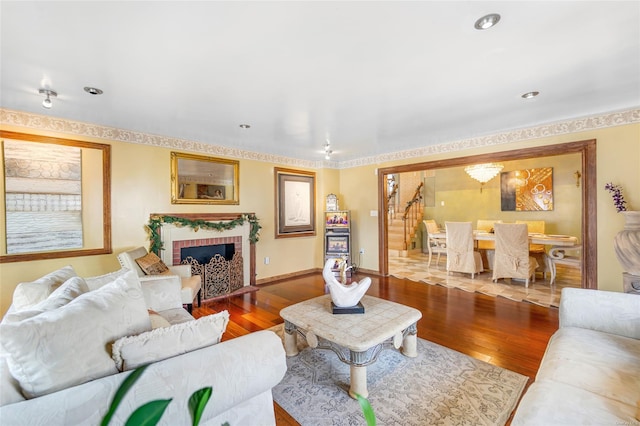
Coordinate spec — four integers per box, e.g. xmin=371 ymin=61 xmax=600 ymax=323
xmin=117 ymin=247 xmax=202 ymax=313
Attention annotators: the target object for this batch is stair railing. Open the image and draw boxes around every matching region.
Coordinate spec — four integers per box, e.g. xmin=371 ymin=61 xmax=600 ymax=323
xmin=387 ymin=182 xmax=398 ymax=221
xmin=402 ymin=182 xmax=424 ymax=250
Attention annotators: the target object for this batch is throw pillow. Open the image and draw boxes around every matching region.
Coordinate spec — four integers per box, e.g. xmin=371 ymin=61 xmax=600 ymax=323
xmin=2 ymin=276 xmax=89 ymax=323
xmin=85 ymin=268 xmax=129 ymax=291
xmin=0 ymin=270 xmax=151 ymax=398
xmin=148 ymin=309 xmax=171 ymax=329
xmin=139 ymin=277 xmax=184 ymax=312
xmin=112 ymin=310 xmax=230 ymax=371
xmin=135 ymin=252 xmax=169 ymax=275
xmin=11 ymin=266 xmax=77 ymax=311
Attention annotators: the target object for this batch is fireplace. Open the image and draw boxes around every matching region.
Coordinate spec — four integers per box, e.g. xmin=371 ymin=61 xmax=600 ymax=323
xmin=176 ymin=237 xmax=243 ymax=300
xmin=154 ymin=213 xmax=257 ymax=300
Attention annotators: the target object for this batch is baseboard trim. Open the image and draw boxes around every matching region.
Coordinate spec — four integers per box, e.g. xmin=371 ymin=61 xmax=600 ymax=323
xmin=256 ymin=267 xmax=381 ymax=286
xmin=256 ymin=269 xmax=318 ymax=285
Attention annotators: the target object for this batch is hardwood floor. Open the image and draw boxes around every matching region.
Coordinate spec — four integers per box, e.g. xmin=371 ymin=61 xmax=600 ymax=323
xmin=193 ymin=271 xmax=559 ymax=426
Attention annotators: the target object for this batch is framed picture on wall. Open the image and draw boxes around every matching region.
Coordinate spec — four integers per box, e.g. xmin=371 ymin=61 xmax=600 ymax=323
xmin=501 ymin=167 xmax=554 ymax=211
xmin=274 ymin=167 xmax=316 ymax=238
xmin=0 ymin=131 xmax=112 ymax=263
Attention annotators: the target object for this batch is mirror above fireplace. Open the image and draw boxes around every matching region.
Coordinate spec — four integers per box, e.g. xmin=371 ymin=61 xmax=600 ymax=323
xmin=171 ymin=152 xmax=239 ymax=205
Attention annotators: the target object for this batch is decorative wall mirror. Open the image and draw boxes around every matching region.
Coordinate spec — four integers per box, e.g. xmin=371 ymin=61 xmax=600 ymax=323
xmin=171 ymin=152 xmax=239 ymax=205
xmin=0 ymin=131 xmax=111 ymax=263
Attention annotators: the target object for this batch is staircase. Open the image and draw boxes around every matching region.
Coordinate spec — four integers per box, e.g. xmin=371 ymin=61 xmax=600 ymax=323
xmin=387 ymin=211 xmax=423 ymax=256
xmin=387 ymin=183 xmax=424 ymax=257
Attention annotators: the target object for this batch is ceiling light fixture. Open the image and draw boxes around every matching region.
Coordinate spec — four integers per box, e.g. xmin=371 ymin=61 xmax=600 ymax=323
xmin=38 ymin=89 xmax=57 ymax=109
xmin=464 ymin=163 xmax=504 ymax=192
xmin=324 ymin=140 xmax=333 ymax=160
xmin=521 ymin=91 xmax=540 ymax=99
xmin=84 ymin=86 xmax=103 ymax=95
xmin=474 ymin=13 xmax=501 ymax=30
xmin=239 ymin=124 xmax=251 ymax=129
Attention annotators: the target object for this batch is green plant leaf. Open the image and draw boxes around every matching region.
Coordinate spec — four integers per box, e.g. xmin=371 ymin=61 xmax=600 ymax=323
xmin=188 ymin=387 xmax=212 ymax=426
xmin=355 ymin=393 xmax=376 ymax=426
xmin=101 ymin=365 xmax=149 ymax=426
xmin=124 ymin=399 xmax=172 ymax=426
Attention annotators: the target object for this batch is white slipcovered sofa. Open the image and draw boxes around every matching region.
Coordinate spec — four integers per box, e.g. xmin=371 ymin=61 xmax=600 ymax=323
xmin=512 ymin=287 xmax=640 ymax=425
xmin=0 ymin=266 xmax=287 ymax=425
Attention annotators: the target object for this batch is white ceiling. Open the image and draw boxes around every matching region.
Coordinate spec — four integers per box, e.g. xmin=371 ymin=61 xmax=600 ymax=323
xmin=1 ymin=1 xmax=639 ymax=163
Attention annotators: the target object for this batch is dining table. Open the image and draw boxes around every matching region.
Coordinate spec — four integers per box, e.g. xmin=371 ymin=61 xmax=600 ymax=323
xmin=429 ymin=230 xmax=579 ymax=247
xmin=428 ymin=230 xmax=580 ymax=282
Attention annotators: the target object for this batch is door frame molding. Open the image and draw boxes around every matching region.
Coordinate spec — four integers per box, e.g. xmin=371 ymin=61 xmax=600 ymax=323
xmin=377 ymin=139 xmax=596 ymax=289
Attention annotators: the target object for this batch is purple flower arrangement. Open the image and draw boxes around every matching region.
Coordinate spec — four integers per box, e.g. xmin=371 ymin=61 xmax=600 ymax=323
xmin=604 ymin=182 xmax=627 ymax=212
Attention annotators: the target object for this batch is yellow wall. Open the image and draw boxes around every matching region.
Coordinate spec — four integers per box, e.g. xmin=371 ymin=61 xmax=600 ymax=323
xmin=421 ymin=154 xmax=583 ymax=239
xmin=339 ymin=123 xmax=640 ymax=293
xmin=1 ymin=120 xmax=638 ymax=316
xmin=0 ymin=124 xmax=329 ymax=315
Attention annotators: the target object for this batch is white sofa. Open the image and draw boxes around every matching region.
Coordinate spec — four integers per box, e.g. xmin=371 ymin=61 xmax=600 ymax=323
xmin=512 ymin=287 xmax=640 ymax=425
xmin=0 ymin=266 xmax=287 ymax=425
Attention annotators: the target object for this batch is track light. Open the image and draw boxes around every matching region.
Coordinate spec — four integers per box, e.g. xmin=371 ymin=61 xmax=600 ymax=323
xmin=39 ymin=89 xmax=57 ymax=109
xmin=324 ymin=140 xmax=333 ymax=160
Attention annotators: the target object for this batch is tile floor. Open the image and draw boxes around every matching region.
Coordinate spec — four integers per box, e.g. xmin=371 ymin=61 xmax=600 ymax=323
xmin=388 ymin=250 xmax=582 ymax=308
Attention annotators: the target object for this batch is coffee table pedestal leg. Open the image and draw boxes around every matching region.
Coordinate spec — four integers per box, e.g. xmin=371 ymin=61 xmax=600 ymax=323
xmin=349 ymin=365 xmax=368 ymax=399
xmin=283 ymin=321 xmax=299 ymax=356
xmin=401 ymin=323 xmax=419 ymax=358
xmin=349 ymin=350 xmax=368 ymax=399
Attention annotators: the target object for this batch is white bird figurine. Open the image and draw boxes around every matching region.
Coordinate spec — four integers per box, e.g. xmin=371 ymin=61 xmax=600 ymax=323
xmin=323 ymin=259 xmax=372 ymax=307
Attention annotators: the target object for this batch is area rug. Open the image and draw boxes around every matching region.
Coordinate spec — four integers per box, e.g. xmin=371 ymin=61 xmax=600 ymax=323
xmin=269 ymin=324 xmax=527 ymax=426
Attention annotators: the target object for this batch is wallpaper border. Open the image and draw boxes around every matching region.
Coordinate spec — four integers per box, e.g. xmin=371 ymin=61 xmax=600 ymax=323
xmin=2 ymin=107 xmax=638 ymax=170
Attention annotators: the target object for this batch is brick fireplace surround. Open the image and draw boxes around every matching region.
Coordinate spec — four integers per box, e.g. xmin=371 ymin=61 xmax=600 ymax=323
xmin=153 ymin=213 xmax=257 ymax=286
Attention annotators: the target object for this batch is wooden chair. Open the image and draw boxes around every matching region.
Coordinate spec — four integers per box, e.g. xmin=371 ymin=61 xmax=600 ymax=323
xmin=492 ymin=223 xmax=539 ymax=288
xmin=546 ymin=245 xmax=582 ymax=285
xmin=423 ymin=220 xmax=446 ymax=268
xmin=445 ymin=222 xmax=483 ymax=279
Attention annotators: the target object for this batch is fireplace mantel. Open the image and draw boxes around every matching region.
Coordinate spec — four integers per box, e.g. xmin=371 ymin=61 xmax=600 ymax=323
xmin=151 ymin=213 xmax=256 ymax=286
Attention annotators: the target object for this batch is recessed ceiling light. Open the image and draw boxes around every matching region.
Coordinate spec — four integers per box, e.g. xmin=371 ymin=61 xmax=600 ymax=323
xmin=521 ymin=91 xmax=540 ymax=99
xmin=83 ymin=86 xmax=103 ymax=95
xmin=474 ymin=13 xmax=501 ymax=30
xmin=239 ymin=124 xmax=251 ymax=129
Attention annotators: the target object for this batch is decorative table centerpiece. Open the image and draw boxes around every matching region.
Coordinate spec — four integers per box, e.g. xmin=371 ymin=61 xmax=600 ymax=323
xmin=322 ymin=259 xmax=371 ymax=313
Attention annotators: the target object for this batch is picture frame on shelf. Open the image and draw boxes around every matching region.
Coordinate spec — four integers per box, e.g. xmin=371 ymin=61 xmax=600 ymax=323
xmin=325 ymin=211 xmax=349 ymax=228
xmin=326 ymin=235 xmax=349 ymax=254
xmin=274 ymin=167 xmax=316 ymax=238
xmin=326 ymin=193 xmax=338 ymax=211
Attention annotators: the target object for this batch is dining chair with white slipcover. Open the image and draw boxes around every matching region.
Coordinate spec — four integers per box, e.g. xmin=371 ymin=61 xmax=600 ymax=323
xmin=516 ymin=220 xmax=548 ymax=279
xmin=445 ymin=221 xmax=484 ymax=279
xmin=492 ymin=223 xmax=539 ymax=288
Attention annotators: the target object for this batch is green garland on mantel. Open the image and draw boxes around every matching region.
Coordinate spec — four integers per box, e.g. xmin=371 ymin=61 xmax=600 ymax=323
xmin=146 ymin=214 xmax=261 ymax=255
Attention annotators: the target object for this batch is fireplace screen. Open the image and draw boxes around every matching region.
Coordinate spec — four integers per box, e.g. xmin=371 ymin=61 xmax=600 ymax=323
xmin=182 ymin=251 xmax=244 ymax=300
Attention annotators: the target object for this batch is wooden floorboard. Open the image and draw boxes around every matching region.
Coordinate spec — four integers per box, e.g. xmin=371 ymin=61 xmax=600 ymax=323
xmin=193 ymin=270 xmax=559 ymax=425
